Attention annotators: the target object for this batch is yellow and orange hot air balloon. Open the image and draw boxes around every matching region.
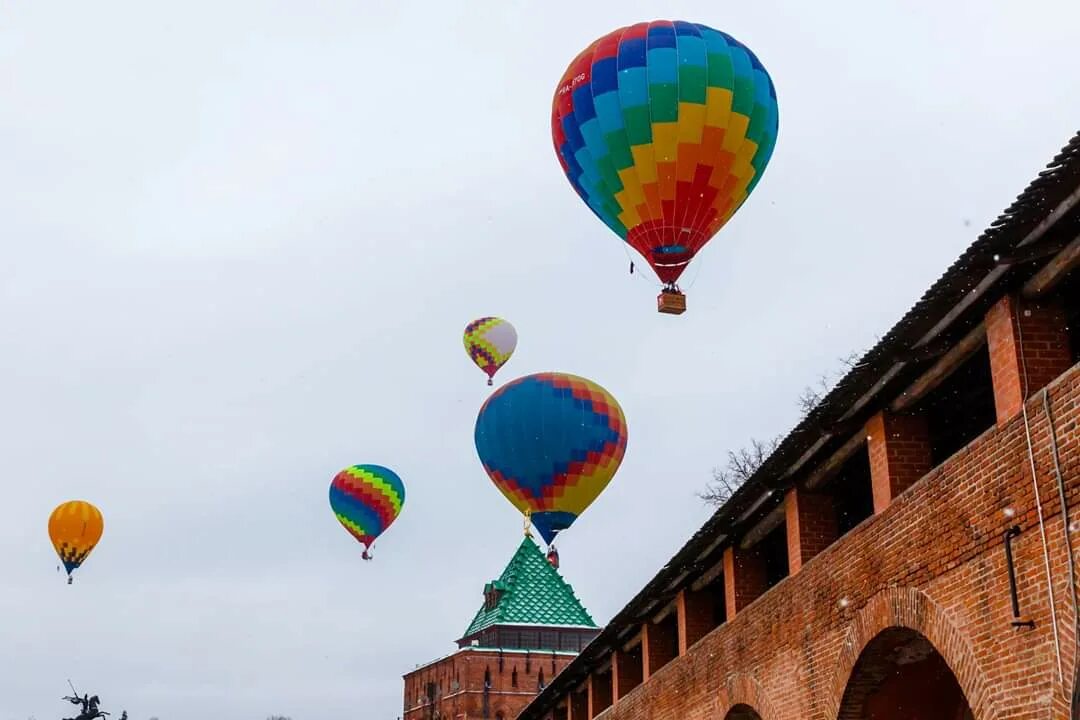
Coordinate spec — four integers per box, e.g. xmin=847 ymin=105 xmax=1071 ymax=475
xmin=48 ymin=500 xmax=104 ymax=584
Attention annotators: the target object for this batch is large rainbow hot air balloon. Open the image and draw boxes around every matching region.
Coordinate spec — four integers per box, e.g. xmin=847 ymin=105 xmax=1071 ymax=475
xmin=48 ymin=500 xmax=104 ymax=585
xmin=552 ymin=21 xmax=779 ymax=314
xmin=329 ymin=464 xmax=405 ymax=560
xmin=474 ymin=372 xmax=628 ymax=545
xmin=464 ymin=317 xmax=518 ymax=386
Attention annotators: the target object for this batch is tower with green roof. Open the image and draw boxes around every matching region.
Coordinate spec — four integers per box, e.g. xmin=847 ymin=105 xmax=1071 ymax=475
xmin=458 ymin=535 xmax=599 ymax=651
xmin=402 ymin=536 xmax=600 ymax=720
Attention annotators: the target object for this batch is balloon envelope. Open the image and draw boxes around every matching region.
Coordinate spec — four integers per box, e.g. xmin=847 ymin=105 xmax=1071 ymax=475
xmin=464 ymin=317 xmax=518 ymax=384
xmin=552 ymin=20 xmax=779 ymax=285
xmin=474 ymin=372 xmax=628 ymax=544
xmin=329 ymin=465 xmax=405 ymax=557
xmin=48 ymin=500 xmax=104 ymax=581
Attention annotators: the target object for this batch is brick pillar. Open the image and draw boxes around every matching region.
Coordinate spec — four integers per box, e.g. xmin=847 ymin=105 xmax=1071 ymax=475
xmin=611 ymin=646 xmax=642 ymax=700
xmin=723 ymin=545 xmax=767 ymax=619
xmin=569 ymin=687 xmax=589 ymax=720
xmin=986 ymin=294 xmax=1073 ymax=425
xmin=785 ymin=486 xmax=839 ymax=574
xmin=676 ymin=587 xmax=713 ymax=654
xmin=587 ymin=671 xmax=613 ymax=718
xmin=642 ymin=618 xmax=677 ymax=680
xmin=866 ymin=410 xmax=931 ymax=514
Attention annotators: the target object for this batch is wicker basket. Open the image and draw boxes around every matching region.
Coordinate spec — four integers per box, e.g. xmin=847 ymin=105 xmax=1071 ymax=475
xmin=657 ymin=290 xmax=687 ymax=315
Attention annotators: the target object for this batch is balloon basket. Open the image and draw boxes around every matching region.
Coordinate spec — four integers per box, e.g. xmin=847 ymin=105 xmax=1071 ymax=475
xmin=67 ymin=577 xmax=73 ymax=585
xmin=657 ymin=290 xmax=686 ymax=315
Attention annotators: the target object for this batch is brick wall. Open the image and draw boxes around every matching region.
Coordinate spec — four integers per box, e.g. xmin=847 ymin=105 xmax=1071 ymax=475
xmin=724 ymin=545 xmax=768 ymax=617
xmin=866 ymin=411 xmax=932 ymax=513
xmin=785 ymin=487 xmax=839 ymax=574
xmin=544 ymin=361 xmax=1080 ymax=720
xmin=676 ymin=587 xmax=715 ymax=652
xmin=987 ymin=295 xmax=1074 ymax=425
xmin=404 ymin=648 xmax=577 ymax=720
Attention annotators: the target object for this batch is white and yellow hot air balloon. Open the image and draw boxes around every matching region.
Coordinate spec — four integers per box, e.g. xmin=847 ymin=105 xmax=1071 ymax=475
xmin=463 ymin=317 xmax=518 ymax=386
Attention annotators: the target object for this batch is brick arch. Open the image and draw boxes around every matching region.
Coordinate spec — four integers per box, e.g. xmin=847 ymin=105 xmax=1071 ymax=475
xmin=826 ymin=586 xmax=999 ymax=720
xmin=716 ymin=672 xmax=781 ymax=720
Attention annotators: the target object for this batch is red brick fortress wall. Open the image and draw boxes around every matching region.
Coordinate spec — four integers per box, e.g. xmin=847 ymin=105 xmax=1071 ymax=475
xmin=545 ymin=357 xmax=1080 ymax=719
xmin=405 ymin=649 xmax=577 ymax=720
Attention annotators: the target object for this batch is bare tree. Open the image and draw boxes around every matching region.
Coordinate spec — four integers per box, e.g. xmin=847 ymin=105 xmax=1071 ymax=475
xmin=700 ymin=349 xmax=863 ymax=508
xmin=796 ymin=374 xmax=832 ymax=419
xmin=698 ymin=436 xmax=780 ymax=506
xmin=797 ymin=350 xmax=863 ymax=420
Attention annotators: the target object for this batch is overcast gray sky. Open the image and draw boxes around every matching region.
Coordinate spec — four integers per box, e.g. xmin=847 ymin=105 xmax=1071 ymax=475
xmin=2 ymin=1 xmax=1078 ymax=718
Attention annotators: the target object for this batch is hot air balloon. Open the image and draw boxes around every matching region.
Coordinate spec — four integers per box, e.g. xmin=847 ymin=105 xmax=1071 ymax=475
xmin=329 ymin=464 xmax=405 ymax=560
xmin=48 ymin=500 xmax=104 ymax=584
xmin=464 ymin=317 xmax=518 ymax=386
xmin=474 ymin=372 xmax=628 ymax=546
xmin=552 ymin=21 xmax=779 ymax=314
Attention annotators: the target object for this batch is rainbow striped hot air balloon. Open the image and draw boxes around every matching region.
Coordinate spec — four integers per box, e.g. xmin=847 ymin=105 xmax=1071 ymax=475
xmin=464 ymin=317 xmax=518 ymax=386
xmin=474 ymin=372 xmax=628 ymax=545
xmin=48 ymin=500 xmax=104 ymax=585
xmin=552 ymin=21 xmax=779 ymax=313
xmin=329 ymin=465 xmax=405 ymax=561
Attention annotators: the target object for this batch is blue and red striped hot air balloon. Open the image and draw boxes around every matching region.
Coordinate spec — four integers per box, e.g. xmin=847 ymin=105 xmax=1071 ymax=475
xmin=329 ymin=465 xmax=405 ymax=561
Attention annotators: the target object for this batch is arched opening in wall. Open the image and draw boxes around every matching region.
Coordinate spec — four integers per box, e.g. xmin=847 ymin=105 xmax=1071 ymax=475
xmin=838 ymin=627 xmax=974 ymax=720
xmin=724 ymin=704 xmax=763 ymax=720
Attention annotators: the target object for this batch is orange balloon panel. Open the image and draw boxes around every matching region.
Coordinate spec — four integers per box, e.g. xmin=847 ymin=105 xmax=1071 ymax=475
xmin=48 ymin=500 xmax=104 ymax=581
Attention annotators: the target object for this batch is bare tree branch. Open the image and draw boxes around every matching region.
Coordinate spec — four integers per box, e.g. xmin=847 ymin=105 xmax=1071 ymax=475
xmin=698 ymin=436 xmax=780 ymax=507
xmin=796 ymin=373 xmax=831 ymax=419
xmin=797 ymin=349 xmax=866 ymax=420
xmin=700 ymin=348 xmax=864 ymax=507
xmin=838 ymin=349 xmax=862 ymax=370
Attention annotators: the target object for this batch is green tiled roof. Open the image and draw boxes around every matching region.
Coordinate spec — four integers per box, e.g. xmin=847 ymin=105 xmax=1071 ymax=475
xmin=461 ymin=536 xmax=597 ymax=639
